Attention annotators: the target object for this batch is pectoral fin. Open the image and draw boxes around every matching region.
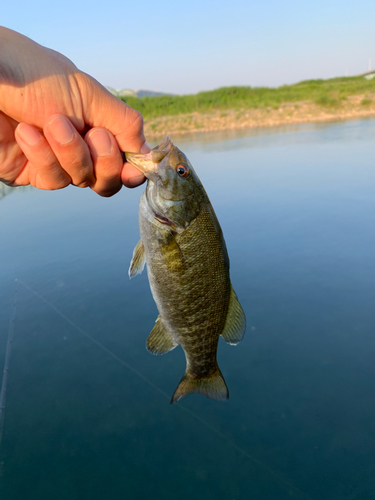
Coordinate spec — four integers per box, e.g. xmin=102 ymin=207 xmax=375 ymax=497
xmin=146 ymin=316 xmax=178 ymax=355
xmin=221 ymin=286 xmax=246 ymax=345
xmin=128 ymin=240 xmax=146 ymax=279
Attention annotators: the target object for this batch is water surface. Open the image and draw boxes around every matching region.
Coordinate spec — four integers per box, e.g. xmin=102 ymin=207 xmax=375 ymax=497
xmin=1 ymin=119 xmax=375 ymax=499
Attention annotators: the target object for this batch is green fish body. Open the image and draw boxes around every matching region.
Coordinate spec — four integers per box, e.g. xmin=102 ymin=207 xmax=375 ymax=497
xmin=127 ymin=137 xmax=245 ymax=403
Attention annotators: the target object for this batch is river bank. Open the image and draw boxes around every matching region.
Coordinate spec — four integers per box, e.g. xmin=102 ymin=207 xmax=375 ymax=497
xmin=144 ymin=93 xmax=375 ymax=138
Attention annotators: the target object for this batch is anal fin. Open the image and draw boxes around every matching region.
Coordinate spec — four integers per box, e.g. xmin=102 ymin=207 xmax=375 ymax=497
xmin=221 ymin=285 xmax=246 ymax=345
xmin=146 ymin=316 xmax=178 ymax=355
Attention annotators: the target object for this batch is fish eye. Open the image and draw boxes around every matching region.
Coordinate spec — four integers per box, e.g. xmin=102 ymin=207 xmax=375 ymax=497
xmin=177 ymin=164 xmax=189 ymax=178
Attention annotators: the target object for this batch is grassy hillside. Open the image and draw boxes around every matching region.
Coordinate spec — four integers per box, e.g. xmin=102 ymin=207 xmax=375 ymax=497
xmin=121 ymin=76 xmax=375 ymax=119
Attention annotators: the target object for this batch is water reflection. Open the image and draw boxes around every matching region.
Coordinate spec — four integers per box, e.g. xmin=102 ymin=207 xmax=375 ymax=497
xmin=158 ymin=117 xmax=375 ymax=153
xmin=1 ymin=119 xmax=375 ymax=500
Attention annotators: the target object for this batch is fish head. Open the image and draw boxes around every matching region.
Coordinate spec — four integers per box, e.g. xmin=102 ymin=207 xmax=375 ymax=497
xmin=126 ymin=136 xmax=204 ymax=228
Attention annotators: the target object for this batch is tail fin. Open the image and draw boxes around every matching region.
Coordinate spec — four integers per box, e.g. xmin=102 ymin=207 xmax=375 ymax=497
xmin=170 ymin=367 xmax=229 ymax=404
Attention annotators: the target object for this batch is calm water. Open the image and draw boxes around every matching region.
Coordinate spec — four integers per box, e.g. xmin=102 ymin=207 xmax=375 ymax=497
xmin=1 ymin=119 xmax=375 ymax=500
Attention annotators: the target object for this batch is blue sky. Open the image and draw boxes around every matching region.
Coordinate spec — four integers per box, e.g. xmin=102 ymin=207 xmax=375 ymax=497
xmin=3 ymin=0 xmax=375 ymax=94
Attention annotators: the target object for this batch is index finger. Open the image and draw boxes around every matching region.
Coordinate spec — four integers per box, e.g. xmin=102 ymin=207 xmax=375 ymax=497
xmin=79 ymin=74 xmax=149 ymax=153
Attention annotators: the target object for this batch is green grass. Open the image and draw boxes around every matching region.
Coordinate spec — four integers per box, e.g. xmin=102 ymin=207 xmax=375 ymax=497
xmin=361 ymin=97 xmax=372 ymax=106
xmin=121 ymin=76 xmax=375 ymax=120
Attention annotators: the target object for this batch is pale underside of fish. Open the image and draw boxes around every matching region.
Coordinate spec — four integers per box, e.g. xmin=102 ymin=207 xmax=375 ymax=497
xmin=126 ymin=136 xmax=246 ymax=403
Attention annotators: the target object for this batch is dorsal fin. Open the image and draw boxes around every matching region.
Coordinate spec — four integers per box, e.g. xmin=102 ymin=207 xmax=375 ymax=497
xmin=146 ymin=316 xmax=178 ymax=355
xmin=128 ymin=240 xmax=146 ymax=279
xmin=221 ymin=286 xmax=246 ymax=345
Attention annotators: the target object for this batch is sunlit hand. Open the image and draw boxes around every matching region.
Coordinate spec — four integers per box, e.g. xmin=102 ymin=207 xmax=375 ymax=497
xmin=0 ymin=27 xmax=149 ymax=196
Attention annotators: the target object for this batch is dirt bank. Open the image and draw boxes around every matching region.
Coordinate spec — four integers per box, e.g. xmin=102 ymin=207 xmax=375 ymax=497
xmin=144 ymin=93 xmax=375 ymax=138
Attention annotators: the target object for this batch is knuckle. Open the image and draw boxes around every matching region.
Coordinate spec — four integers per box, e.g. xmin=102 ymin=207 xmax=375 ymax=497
xmin=97 ymin=162 xmax=121 ymax=180
xmin=74 ymin=179 xmax=94 ymax=188
xmin=93 ymin=184 xmax=121 ymax=197
xmin=122 ymin=106 xmax=144 ymax=134
xmin=39 ymin=175 xmax=70 ymax=191
xmin=65 ymin=159 xmax=95 ymax=186
xmin=129 ymin=109 xmax=144 ymax=131
xmin=52 ymin=180 xmax=71 ymax=190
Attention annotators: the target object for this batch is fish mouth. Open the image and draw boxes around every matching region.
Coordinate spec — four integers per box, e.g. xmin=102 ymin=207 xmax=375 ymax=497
xmin=125 ymin=136 xmax=173 ymax=178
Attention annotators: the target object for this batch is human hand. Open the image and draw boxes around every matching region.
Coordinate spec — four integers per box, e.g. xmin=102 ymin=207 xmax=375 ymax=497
xmin=0 ymin=27 xmax=149 ymax=196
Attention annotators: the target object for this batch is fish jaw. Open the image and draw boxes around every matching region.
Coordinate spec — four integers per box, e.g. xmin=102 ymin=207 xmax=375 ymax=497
xmin=125 ymin=136 xmax=173 ymax=181
xmin=124 ymin=151 xmax=160 ymax=181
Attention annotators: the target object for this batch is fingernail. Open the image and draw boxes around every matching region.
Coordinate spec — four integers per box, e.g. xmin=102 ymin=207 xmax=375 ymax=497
xmin=87 ymin=129 xmax=112 ymax=157
xmin=17 ymin=123 xmax=42 ymax=146
xmin=47 ymin=115 xmax=75 ymax=144
xmin=141 ymin=142 xmax=151 ymax=154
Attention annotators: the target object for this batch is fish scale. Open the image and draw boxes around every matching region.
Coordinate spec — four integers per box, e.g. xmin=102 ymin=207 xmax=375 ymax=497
xmin=145 ymin=205 xmax=229 ymax=373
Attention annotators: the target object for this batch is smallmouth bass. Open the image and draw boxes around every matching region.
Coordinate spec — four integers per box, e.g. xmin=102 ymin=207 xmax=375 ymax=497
xmin=126 ymin=136 xmax=246 ymax=403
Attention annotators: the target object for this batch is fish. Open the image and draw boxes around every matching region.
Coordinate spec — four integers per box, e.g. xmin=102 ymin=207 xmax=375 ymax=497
xmin=126 ymin=136 xmax=246 ymax=403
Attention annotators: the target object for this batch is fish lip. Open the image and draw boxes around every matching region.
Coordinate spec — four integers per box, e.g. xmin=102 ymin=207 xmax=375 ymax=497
xmin=125 ymin=136 xmax=173 ymax=178
xmin=129 ymin=160 xmax=158 ymax=178
xmin=124 ymin=153 xmax=158 ymax=178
